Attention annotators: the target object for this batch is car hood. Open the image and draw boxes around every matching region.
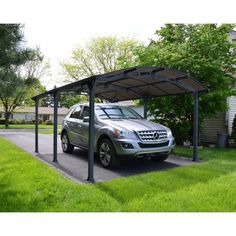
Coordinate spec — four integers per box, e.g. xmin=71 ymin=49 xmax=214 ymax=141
xmin=100 ymin=119 xmax=168 ymax=131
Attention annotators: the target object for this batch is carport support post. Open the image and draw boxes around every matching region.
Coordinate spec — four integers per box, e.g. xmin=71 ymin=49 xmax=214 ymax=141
xmin=87 ymin=80 xmax=96 ymax=182
xmin=35 ymin=98 xmax=39 ymax=153
xmin=53 ymin=92 xmax=59 ymax=163
xmin=143 ymin=97 xmax=148 ymax=119
xmin=193 ymin=90 xmax=199 ymax=162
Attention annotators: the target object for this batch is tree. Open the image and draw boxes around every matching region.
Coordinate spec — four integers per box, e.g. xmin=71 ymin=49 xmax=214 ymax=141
xmin=59 ymin=93 xmax=87 ymax=108
xmin=0 ymin=24 xmax=46 ymax=127
xmin=21 ymin=59 xmax=50 ymax=106
xmin=61 ymin=36 xmax=140 ymax=81
xmin=136 ymin=24 xmax=236 ymax=144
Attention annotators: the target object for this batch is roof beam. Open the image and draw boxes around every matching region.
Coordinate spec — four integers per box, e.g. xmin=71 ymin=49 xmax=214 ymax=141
xmin=96 ymin=76 xmax=195 ymax=97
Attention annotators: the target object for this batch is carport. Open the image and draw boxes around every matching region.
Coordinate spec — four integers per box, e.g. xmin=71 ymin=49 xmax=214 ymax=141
xmin=32 ymin=66 xmax=207 ymax=182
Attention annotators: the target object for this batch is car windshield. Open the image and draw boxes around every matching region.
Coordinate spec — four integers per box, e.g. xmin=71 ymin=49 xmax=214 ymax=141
xmin=96 ymin=106 xmax=143 ymax=119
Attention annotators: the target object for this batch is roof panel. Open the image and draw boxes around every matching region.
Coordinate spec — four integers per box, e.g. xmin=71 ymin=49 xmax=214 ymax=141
xmin=32 ymin=66 xmax=207 ymax=101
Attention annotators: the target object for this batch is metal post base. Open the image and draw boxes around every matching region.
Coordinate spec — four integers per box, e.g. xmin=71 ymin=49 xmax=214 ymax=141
xmin=86 ymin=177 xmax=95 ymax=183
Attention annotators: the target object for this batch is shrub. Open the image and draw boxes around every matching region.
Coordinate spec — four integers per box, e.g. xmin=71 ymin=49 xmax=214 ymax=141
xmin=9 ymin=119 xmax=14 ymax=124
xmin=44 ymin=120 xmax=53 ymax=125
xmin=14 ymin=119 xmax=21 ymax=124
xmin=231 ymin=114 xmax=236 ymax=145
xmin=32 ymin=119 xmax=42 ymax=124
xmin=0 ymin=118 xmax=5 ymax=125
xmin=21 ymin=119 xmax=26 ymax=124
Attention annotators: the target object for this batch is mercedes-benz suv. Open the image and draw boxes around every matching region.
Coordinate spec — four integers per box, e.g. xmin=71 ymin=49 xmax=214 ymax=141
xmin=61 ymin=104 xmax=175 ymax=169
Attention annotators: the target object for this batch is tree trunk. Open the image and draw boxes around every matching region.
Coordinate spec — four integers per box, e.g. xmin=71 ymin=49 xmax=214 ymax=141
xmin=4 ymin=111 xmax=10 ymax=128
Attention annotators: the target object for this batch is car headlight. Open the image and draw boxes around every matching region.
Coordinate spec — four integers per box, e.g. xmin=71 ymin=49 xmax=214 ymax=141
xmin=114 ymin=129 xmax=138 ymax=140
xmin=167 ymin=129 xmax=172 ymax=138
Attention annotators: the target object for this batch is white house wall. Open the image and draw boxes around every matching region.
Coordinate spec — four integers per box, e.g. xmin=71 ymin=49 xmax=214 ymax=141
xmin=12 ymin=113 xmax=35 ymax=121
xmin=49 ymin=115 xmax=65 ymax=125
xmin=227 ymin=96 xmax=236 ymax=135
xmin=12 ymin=112 xmax=65 ymax=124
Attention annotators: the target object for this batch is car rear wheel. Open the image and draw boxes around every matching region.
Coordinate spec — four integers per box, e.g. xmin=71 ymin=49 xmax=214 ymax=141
xmin=151 ymin=154 xmax=169 ymax=162
xmin=61 ymin=132 xmax=74 ymax=154
xmin=98 ymin=138 xmax=120 ymax=169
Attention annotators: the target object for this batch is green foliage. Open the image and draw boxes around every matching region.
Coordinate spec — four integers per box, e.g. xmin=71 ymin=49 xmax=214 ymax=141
xmin=60 ymin=36 xmax=141 ymax=106
xmin=137 ymin=24 xmax=236 ymax=144
xmin=0 ymin=24 xmax=47 ymax=127
xmin=61 ymin=36 xmax=140 ymax=81
xmin=44 ymin=119 xmax=53 ymax=125
xmin=231 ymin=114 xmax=236 ymax=144
xmin=0 ymin=118 xmax=5 ymax=125
xmin=59 ymin=93 xmax=88 ymax=108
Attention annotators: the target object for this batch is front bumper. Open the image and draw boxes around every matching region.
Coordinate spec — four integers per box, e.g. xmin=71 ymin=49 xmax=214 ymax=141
xmin=113 ymin=136 xmax=175 ymax=157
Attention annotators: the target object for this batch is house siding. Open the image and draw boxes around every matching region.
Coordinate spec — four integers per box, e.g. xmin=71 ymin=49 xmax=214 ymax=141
xmin=201 ymin=112 xmax=228 ymax=144
xmin=227 ymin=96 xmax=236 ymax=135
xmin=49 ymin=115 xmax=65 ymax=125
xmin=13 ymin=113 xmax=35 ymax=121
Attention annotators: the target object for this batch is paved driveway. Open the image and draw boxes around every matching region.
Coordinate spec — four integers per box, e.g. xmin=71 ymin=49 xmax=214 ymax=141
xmin=0 ymin=131 xmax=195 ymax=183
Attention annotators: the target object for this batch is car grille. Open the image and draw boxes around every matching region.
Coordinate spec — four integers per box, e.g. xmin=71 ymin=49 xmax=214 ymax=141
xmin=138 ymin=141 xmax=169 ymax=148
xmin=137 ymin=130 xmax=167 ymax=142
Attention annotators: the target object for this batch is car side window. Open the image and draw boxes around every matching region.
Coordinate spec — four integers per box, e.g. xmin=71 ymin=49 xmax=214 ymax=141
xmin=70 ymin=106 xmax=82 ymax=119
xmin=81 ymin=106 xmax=90 ymax=119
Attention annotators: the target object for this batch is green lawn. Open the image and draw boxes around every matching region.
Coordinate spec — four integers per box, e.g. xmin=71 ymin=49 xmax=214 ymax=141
xmin=0 ymin=137 xmax=236 ymax=212
xmin=0 ymin=124 xmax=62 ymax=129
xmin=38 ymin=130 xmax=61 ymax=135
xmin=173 ymin=146 xmax=236 ymax=160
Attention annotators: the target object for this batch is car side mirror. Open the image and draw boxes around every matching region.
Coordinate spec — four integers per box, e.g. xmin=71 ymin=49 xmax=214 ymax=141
xmin=83 ymin=116 xmax=89 ymax=123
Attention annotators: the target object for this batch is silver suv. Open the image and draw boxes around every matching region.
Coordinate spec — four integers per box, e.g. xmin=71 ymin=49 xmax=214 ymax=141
xmin=61 ymin=104 xmax=175 ymax=169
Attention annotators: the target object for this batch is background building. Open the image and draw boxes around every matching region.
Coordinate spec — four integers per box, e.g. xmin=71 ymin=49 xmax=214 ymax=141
xmin=0 ymin=107 xmax=69 ymax=124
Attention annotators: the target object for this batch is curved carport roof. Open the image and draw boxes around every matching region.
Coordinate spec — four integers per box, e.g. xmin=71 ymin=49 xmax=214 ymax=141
xmin=33 ymin=66 xmax=206 ymax=101
xmin=32 ymin=66 xmax=207 ymax=182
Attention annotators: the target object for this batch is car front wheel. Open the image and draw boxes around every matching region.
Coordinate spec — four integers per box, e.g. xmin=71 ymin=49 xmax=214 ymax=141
xmin=98 ymin=138 xmax=120 ymax=169
xmin=61 ymin=132 xmax=74 ymax=154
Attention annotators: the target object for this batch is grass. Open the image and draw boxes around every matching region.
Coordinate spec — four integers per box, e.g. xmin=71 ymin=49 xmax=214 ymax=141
xmin=0 ymin=137 xmax=236 ymax=212
xmin=38 ymin=130 xmax=61 ymax=135
xmin=0 ymin=137 xmax=118 ymax=212
xmin=0 ymin=124 xmax=62 ymax=129
xmin=173 ymin=146 xmax=236 ymax=160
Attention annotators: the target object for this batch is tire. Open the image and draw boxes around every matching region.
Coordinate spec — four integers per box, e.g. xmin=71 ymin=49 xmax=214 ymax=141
xmin=61 ymin=132 xmax=74 ymax=154
xmin=98 ymin=138 xmax=120 ymax=169
xmin=151 ymin=154 xmax=169 ymax=162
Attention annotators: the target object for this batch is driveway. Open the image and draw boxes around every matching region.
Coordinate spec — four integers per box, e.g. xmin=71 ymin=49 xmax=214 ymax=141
xmin=0 ymin=131 xmax=196 ymax=183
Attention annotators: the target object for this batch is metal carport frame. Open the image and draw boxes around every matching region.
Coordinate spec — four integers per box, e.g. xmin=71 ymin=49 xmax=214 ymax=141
xmin=32 ymin=66 xmax=207 ymax=182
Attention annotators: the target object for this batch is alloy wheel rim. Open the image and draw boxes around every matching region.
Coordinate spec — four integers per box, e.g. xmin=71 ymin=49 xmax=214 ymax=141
xmin=99 ymin=142 xmax=111 ymax=166
xmin=62 ymin=135 xmax=68 ymax=151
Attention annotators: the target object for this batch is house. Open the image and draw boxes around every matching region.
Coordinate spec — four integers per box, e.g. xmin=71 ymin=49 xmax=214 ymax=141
xmin=0 ymin=106 xmax=69 ymax=124
xmin=201 ymin=31 xmax=236 ymax=144
xmin=201 ymin=93 xmax=236 ymax=144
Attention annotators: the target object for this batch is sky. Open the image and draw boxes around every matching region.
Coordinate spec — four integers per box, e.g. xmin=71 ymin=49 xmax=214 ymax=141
xmin=1 ymin=0 xmax=236 ymax=89
xmin=23 ymin=12 xmax=162 ymax=89
xmin=21 ymin=0 xmax=165 ymax=89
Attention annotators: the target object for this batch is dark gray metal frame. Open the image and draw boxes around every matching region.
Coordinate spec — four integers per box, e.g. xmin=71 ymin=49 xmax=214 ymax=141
xmin=32 ymin=66 xmax=206 ymax=182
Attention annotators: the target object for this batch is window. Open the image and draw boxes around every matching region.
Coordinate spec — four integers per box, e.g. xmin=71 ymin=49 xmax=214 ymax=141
xmin=81 ymin=106 xmax=90 ymax=119
xmin=25 ymin=114 xmax=35 ymax=121
xmin=70 ymin=106 xmax=82 ymax=119
xmin=96 ymin=106 xmax=143 ymax=119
